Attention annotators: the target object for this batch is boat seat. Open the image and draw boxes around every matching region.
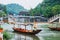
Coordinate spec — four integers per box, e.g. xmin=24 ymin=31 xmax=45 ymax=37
xmin=28 ymin=30 xmax=32 ymax=32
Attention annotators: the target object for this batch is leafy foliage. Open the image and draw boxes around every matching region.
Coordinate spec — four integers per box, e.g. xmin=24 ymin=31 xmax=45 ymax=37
xmin=40 ymin=0 xmax=60 ymax=18
xmin=52 ymin=5 xmax=60 ymax=14
xmin=3 ymin=31 xmax=13 ymax=40
xmin=29 ymin=0 xmax=60 ymax=18
xmin=0 ymin=10 xmax=6 ymax=17
xmin=0 ymin=4 xmax=7 ymax=17
xmin=0 ymin=4 xmax=5 ymax=10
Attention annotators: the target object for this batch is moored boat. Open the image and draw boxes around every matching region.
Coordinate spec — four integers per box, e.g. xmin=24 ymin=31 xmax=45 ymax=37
xmin=13 ymin=27 xmax=41 ymax=35
xmin=12 ymin=16 xmax=42 ymax=34
xmin=48 ymin=22 xmax=60 ymax=31
xmin=48 ymin=27 xmax=60 ymax=31
xmin=13 ymin=22 xmax=41 ymax=35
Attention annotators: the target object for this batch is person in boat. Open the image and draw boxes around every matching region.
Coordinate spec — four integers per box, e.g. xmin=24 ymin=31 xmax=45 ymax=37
xmin=26 ymin=24 xmax=33 ymax=32
xmin=33 ymin=20 xmax=37 ymax=31
xmin=26 ymin=21 xmax=37 ymax=32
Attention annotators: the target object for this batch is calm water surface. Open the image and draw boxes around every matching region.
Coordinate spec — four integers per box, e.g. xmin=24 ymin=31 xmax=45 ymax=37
xmin=2 ymin=23 xmax=60 ymax=40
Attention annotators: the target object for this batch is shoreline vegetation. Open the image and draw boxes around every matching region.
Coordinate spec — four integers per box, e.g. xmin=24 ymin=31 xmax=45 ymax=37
xmin=0 ymin=25 xmax=12 ymax=40
xmin=3 ymin=31 xmax=13 ymax=40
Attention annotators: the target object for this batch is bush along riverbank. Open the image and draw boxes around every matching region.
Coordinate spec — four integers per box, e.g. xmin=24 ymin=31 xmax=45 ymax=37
xmin=3 ymin=31 xmax=13 ymax=40
xmin=0 ymin=24 xmax=13 ymax=40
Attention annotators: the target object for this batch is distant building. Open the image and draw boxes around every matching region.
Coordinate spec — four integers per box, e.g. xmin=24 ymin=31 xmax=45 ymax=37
xmin=17 ymin=11 xmax=30 ymax=23
xmin=7 ymin=11 xmax=48 ymax=23
xmin=30 ymin=17 xmax=47 ymax=22
xmin=19 ymin=11 xmax=29 ymax=16
xmin=8 ymin=13 xmax=13 ymax=15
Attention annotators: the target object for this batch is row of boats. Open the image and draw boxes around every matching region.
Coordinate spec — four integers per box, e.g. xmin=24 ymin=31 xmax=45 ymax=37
xmin=13 ymin=22 xmax=60 ymax=35
xmin=48 ymin=23 xmax=60 ymax=31
xmin=8 ymin=15 xmax=60 ymax=35
xmin=0 ymin=22 xmax=60 ymax=35
xmin=0 ymin=16 xmax=60 ymax=35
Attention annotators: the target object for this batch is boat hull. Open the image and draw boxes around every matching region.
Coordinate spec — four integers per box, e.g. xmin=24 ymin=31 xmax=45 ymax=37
xmin=48 ymin=27 xmax=60 ymax=31
xmin=13 ymin=28 xmax=41 ymax=35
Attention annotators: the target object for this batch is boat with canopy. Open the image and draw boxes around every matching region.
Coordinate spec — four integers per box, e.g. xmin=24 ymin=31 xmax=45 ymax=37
xmin=12 ymin=16 xmax=41 ymax=34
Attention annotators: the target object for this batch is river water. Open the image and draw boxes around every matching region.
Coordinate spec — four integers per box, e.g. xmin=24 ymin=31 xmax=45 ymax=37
xmin=2 ymin=23 xmax=60 ymax=40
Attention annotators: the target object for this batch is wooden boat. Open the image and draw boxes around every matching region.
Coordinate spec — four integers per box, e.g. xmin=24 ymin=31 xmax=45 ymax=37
xmin=13 ymin=27 xmax=41 ymax=35
xmin=48 ymin=27 xmax=60 ymax=31
xmin=12 ymin=16 xmax=41 ymax=34
xmin=13 ymin=22 xmax=41 ymax=35
xmin=48 ymin=22 xmax=60 ymax=31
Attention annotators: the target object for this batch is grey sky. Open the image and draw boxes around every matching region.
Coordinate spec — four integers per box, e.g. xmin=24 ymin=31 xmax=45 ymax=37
xmin=0 ymin=0 xmax=43 ymax=10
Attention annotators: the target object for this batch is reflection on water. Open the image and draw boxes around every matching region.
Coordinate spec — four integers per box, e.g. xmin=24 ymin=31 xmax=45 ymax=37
xmin=10 ymin=32 xmax=40 ymax=40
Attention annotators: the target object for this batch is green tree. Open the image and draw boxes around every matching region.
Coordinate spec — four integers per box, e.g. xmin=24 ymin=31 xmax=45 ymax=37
xmin=43 ymin=6 xmax=53 ymax=18
xmin=37 ymin=0 xmax=60 ymax=18
xmin=0 ymin=4 xmax=7 ymax=17
xmin=52 ymin=5 xmax=60 ymax=15
xmin=0 ymin=10 xmax=6 ymax=17
xmin=29 ymin=9 xmax=35 ymax=16
xmin=29 ymin=5 xmax=41 ymax=16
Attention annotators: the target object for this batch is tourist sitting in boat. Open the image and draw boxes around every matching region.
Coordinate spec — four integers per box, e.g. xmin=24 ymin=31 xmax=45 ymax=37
xmin=26 ymin=24 xmax=33 ymax=32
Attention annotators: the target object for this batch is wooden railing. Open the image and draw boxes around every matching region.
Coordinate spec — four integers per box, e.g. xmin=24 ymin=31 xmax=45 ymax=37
xmin=48 ymin=14 xmax=60 ymax=22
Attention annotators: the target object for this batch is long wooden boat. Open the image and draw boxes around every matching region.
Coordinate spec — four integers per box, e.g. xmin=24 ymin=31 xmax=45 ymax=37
xmin=48 ymin=27 xmax=60 ymax=31
xmin=13 ymin=27 xmax=41 ymax=35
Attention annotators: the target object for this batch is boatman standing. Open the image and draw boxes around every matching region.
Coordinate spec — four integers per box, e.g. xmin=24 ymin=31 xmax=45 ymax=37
xmin=33 ymin=20 xmax=37 ymax=31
